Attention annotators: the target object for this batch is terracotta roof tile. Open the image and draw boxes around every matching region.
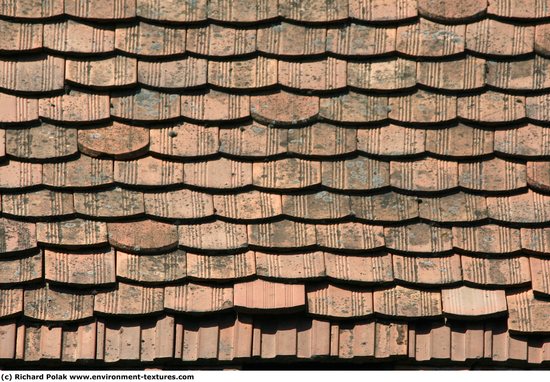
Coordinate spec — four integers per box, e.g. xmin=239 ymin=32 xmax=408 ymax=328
xmin=0 ymin=129 xmax=4 ymax=159
xmin=458 ymin=91 xmax=525 ymax=123
xmin=452 ymin=225 xmax=521 ymax=254
xmin=114 ymin=156 xmax=184 ymax=186
xmin=487 ymin=191 xmax=550 ymax=223
xmin=459 ymin=158 xmax=527 ymax=192
xmin=396 ymin=19 xmax=465 ymax=57
xmin=495 ymin=124 xmax=550 ymax=157
xmin=254 ymin=158 xmax=321 ymax=189
xmin=526 ymin=94 xmax=550 ymax=122
xmin=248 ymin=220 xmax=317 ymax=249
xmin=326 ymin=24 xmax=395 ymax=56
xmin=530 ymin=257 xmax=550 ymax=295
xmin=207 ymin=0 xmax=278 ymax=22
xmin=150 ymin=123 xmax=217 ymax=158
xmin=234 ymin=279 xmax=305 ymax=312
xmin=24 ymin=285 xmax=94 ymax=322
xmin=218 ymin=122 xmax=287 ymax=157
xmin=2 ymin=189 xmax=74 ymax=218
xmin=280 ymin=0 xmax=348 ymax=22
xmin=74 ymin=187 xmax=143 ymax=218
xmin=40 ymin=91 xmax=110 ymax=123
xmin=279 ymin=58 xmax=347 ymax=91
xmin=184 ymin=158 xmax=252 ymax=189
xmin=44 ymin=248 xmax=115 ymax=285
xmin=0 ymin=289 xmax=23 ymax=318
xmin=462 ymin=255 xmax=531 ymax=286
xmin=357 ymin=125 xmax=425 ymax=157
xmin=0 ymin=218 xmax=37 ymax=254
xmin=181 ymin=90 xmax=249 ymax=122
xmin=115 ymin=22 xmax=186 ymax=57
xmin=186 ymin=252 xmax=255 ymax=280
xmin=374 ymin=285 xmax=442 ymax=318
xmin=136 ymin=0 xmax=206 ymax=22
xmin=6 ymin=124 xmax=76 ymax=160
xmin=21 ymin=324 xmax=65 ymax=361
xmin=418 ymin=57 xmax=485 ymax=90
xmin=392 ymin=254 xmax=462 ymax=285
xmin=442 ymin=286 xmax=507 ymax=318
xmin=42 ymin=155 xmax=113 ymax=188
xmin=322 ymin=157 xmax=389 ymax=190
xmin=282 ymin=192 xmax=351 ymax=220
xmin=138 ymin=57 xmax=206 ymax=89
xmin=418 ymin=0 xmax=487 ymax=21
xmin=390 ymin=158 xmax=458 ymax=192
xmin=487 ymin=0 xmax=550 ymax=18
xmin=165 ymin=284 xmax=233 ymax=313
xmin=44 ymin=20 xmax=114 ymax=53
xmin=348 ymin=58 xmax=416 ymax=90
xmin=527 ymin=161 xmax=550 ymax=191
xmin=213 ymin=191 xmax=281 ymax=220
xmin=389 ymin=90 xmax=457 ymax=123
xmin=349 ymin=0 xmax=417 ymax=21
xmin=0 ymin=0 xmax=63 ymax=18
xmin=187 ymin=25 xmax=255 ymax=57
xmin=316 ymin=223 xmax=384 ymax=251
xmin=178 ymin=221 xmax=248 ymax=251
xmin=0 ymin=56 xmax=64 ymax=93
xmin=325 ymin=252 xmax=393 ymax=283
xmin=486 ymin=57 xmax=550 ymax=90
xmin=425 ymin=125 xmax=493 ymax=157
xmin=144 ymin=189 xmax=213 ymax=219
xmin=350 ymin=192 xmax=419 ymax=222
xmin=66 ymin=56 xmax=136 ymax=88
xmin=116 ymin=249 xmax=187 ymax=283
xmin=64 ymin=0 xmax=135 ymax=19
xmin=418 ymin=193 xmax=488 ymax=222
xmin=287 ymin=123 xmax=356 ymax=157
xmin=507 ymin=290 xmax=550 ymax=333
xmin=78 ymin=123 xmax=148 ymax=159
xmin=521 ymin=227 xmax=550 ymax=254
xmin=307 ymin=283 xmax=373 ymax=318
xmin=385 ymin=223 xmax=453 ymax=253
xmin=111 ymin=89 xmax=180 ymax=121
xmin=255 ymin=251 xmax=326 ymax=280
xmin=37 ymin=219 xmax=107 ymax=248
xmin=258 ymin=22 xmax=326 ymax=56
xmin=319 ymin=92 xmax=388 ymax=123
xmin=108 ymin=220 xmax=178 ymax=253
xmin=251 ymin=91 xmax=319 ymax=126
xmin=0 ymin=252 xmax=42 ymax=284
xmin=94 ymin=282 xmax=164 ymax=315
xmin=535 ymin=23 xmax=550 ymax=56
xmin=0 ymin=20 xmax=42 ymax=51
xmin=208 ymin=57 xmax=277 ymax=90
xmin=466 ymin=19 xmax=534 ymax=56
xmin=0 ymin=93 xmax=38 ymax=123
xmin=0 ymin=160 xmax=42 ymax=189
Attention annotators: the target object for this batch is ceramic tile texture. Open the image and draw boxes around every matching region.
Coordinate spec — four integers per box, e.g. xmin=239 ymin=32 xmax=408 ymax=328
xmin=0 ymin=0 xmax=549 ymax=369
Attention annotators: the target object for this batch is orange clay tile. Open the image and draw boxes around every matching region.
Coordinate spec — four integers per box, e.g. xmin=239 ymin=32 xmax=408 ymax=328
xmin=138 ymin=57 xmax=206 ymax=89
xmin=0 ymin=93 xmax=38 ymax=123
xmin=396 ymin=19 xmax=465 ymax=57
xmin=208 ymin=57 xmax=277 ymax=90
xmin=356 ymin=124 xmax=425 ymax=156
xmin=487 ymin=191 xmax=550 ymax=223
xmin=521 ymin=227 xmax=550 ymax=254
xmin=527 ymin=161 xmax=550 ymax=191
xmin=316 ymin=223 xmax=385 ymax=251
xmin=42 ymin=155 xmax=113 ymax=188
xmin=507 ymin=290 xmax=550 ymax=333
xmin=0 ymin=161 xmax=42 ymax=189
xmin=279 ymin=58 xmax=347 ymax=91
xmin=393 ymin=254 xmax=462 ymax=285
xmin=255 ymin=251 xmax=326 ymax=280
xmin=184 ymin=158 xmax=252 ymax=189
xmin=488 ymin=0 xmax=550 ymax=18
xmin=374 ymin=285 xmax=442 ymax=318
xmin=144 ymin=189 xmax=213 ymax=219
xmin=94 ymin=282 xmax=164 ymax=315
xmin=0 ymin=218 xmax=36 ymax=254
xmin=44 ymin=20 xmax=114 ymax=53
xmin=279 ymin=0 xmax=348 ymax=22
xmin=0 ymin=0 xmax=63 ymax=18
xmin=0 ymin=20 xmax=42 ymax=51
xmin=466 ymin=19 xmax=534 ymax=56
xmin=114 ymin=156 xmax=184 ymax=186
xmin=165 ymin=284 xmax=233 ymax=313
xmin=0 ymin=129 xmax=3 ymax=158
xmin=181 ymin=90 xmax=249 ymax=121
xmin=0 ymin=289 xmax=22 ymax=318
xmin=74 ymin=187 xmax=144 ymax=218
xmin=116 ymin=249 xmax=187 ymax=283
xmin=115 ymin=22 xmax=186 ymax=56
xmin=389 ymin=90 xmax=457 ymax=123
xmin=495 ymin=124 xmax=550 ymax=157
xmin=40 ymin=90 xmax=110 ymax=122
xmin=218 ymin=122 xmax=287 ymax=157
xmin=347 ymin=58 xmax=416 ymax=90
xmin=282 ymin=192 xmax=351 ymax=220
xmin=257 ymin=22 xmax=326 ymax=56
xmin=418 ymin=0 xmax=487 ymax=21
xmin=136 ymin=0 xmax=206 ymax=22
xmin=108 ymin=220 xmax=178 ymax=253
xmin=487 ymin=57 xmax=550 ymax=90
xmin=321 ymin=157 xmax=390 ymax=190
xmin=213 ymin=191 xmax=281 ymax=220
xmin=234 ymin=279 xmax=305 ymax=312
xmin=250 ymin=91 xmax=319 ymax=125
xmin=186 ymin=252 xmax=255 ymax=280
xmin=418 ymin=193 xmax=488 ymax=222
xmin=452 ymin=225 xmax=521 ymax=254
xmin=150 ymin=123 xmax=218 ymax=158
xmin=208 ymin=0 xmax=278 ymax=22
xmin=37 ymin=219 xmax=107 ymax=247
xmin=530 ymin=257 xmax=550 ymax=295
xmin=535 ymin=23 xmax=550 ymax=56
xmin=307 ymin=283 xmax=373 ymax=318
xmin=111 ymin=89 xmax=180 ymax=121
xmin=24 ymin=285 xmax=94 ymax=321
xmin=6 ymin=124 xmax=76 ymax=160
xmin=66 ymin=56 xmax=137 ymax=88
xmin=458 ymin=158 xmax=527 ymax=192
xmin=248 ymin=220 xmax=317 ymax=249
xmin=0 ymin=252 xmax=42 ymax=284
xmin=462 ymin=255 xmax=531 ymax=286
xmin=78 ymin=123 xmax=149 ymax=159
xmin=418 ymin=57 xmax=485 ymax=90
xmin=186 ymin=24 xmax=255 ymax=56
xmin=458 ymin=91 xmax=525 ymax=123
xmin=350 ymin=193 xmax=419 ymax=222
xmin=2 ymin=189 xmax=74 ymax=218
xmin=526 ymin=94 xmax=550 ymax=122
xmin=442 ymin=286 xmax=507 ymax=318
xmin=64 ymin=0 xmax=135 ymax=19
xmin=425 ymin=124 xmax=493 ymax=157
xmin=287 ymin=123 xmax=356 ymax=156
xmin=324 ymin=252 xmax=393 ymax=283
xmin=384 ymin=223 xmax=453 ymax=253
xmin=253 ymin=158 xmax=321 ymax=189
xmin=326 ymin=24 xmax=395 ymax=56
xmin=349 ymin=0 xmax=417 ymax=21
xmin=390 ymin=158 xmax=458 ymax=192
xmin=44 ymin=248 xmax=115 ymax=285
xmin=178 ymin=221 xmax=248 ymax=251
xmin=319 ymin=92 xmax=388 ymax=123
xmin=0 ymin=56 xmax=64 ymax=92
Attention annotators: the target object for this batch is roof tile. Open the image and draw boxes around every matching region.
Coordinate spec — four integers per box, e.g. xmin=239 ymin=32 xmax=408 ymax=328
xmin=452 ymin=225 xmax=521 ymax=254
xmin=521 ymin=227 xmax=550 ymax=254
xmin=255 ymin=251 xmax=326 ymax=280
xmin=487 ymin=57 xmax=550 ymax=90
xmin=253 ymin=158 xmax=321 ymax=189
xmin=419 ymin=193 xmax=488 ymax=222
xmin=535 ymin=23 xmax=550 ymax=56
xmin=350 ymin=192 xmax=419 ymax=222
xmin=393 ymin=254 xmax=462 ymax=285
xmin=258 ymin=22 xmax=326 ymax=56
xmin=0 ymin=218 xmax=36 ymax=254
xmin=234 ymin=279 xmax=305 ymax=312
xmin=218 ymin=122 xmax=287 ymax=157
xmin=43 ymin=155 xmax=113 ymax=188
xmin=418 ymin=0 xmax=487 ymax=21
xmin=418 ymin=57 xmax=485 ymax=90
xmin=24 ymin=285 xmax=94 ymax=322
xmin=115 ymin=22 xmax=186 ymax=57
xmin=150 ymin=123 xmax=218 ymax=159
xmin=114 ymin=156 xmax=184 ymax=186
xmin=187 ymin=252 xmax=255 ymax=280
xmin=44 ymin=248 xmax=115 ymax=285
xmin=78 ymin=123 xmax=148 ymax=159
xmin=248 ymin=220 xmax=316 ymax=249
xmin=0 ymin=93 xmax=38 ymax=123
xmin=288 ymin=123 xmax=356 ymax=157
xmin=458 ymin=91 xmax=525 ymax=123
xmin=385 ymin=223 xmax=453 ymax=253
xmin=357 ymin=125 xmax=425 ymax=157
xmin=37 ymin=219 xmax=107 ymax=247
xmin=74 ymin=187 xmax=144 ymax=218
xmin=136 ymin=0 xmax=206 ymax=22
xmin=0 ymin=289 xmax=22 ymax=318
xmin=316 ymin=223 xmax=384 ymax=251
xmin=0 ymin=56 xmax=64 ymax=92
xmin=0 ymin=20 xmax=42 ymax=51
xmin=507 ymin=290 xmax=550 ymax=333
xmin=279 ymin=0 xmax=348 ymax=22
xmin=462 ymin=255 xmax=531 ymax=286
xmin=396 ymin=19 xmax=465 ymax=57
xmin=66 ymin=56 xmax=137 ymax=88
xmin=279 ymin=58 xmax=347 ymax=91
xmin=187 ymin=25 xmax=255 ymax=56
xmin=111 ymin=89 xmax=180 ymax=121
xmin=0 ymin=161 xmax=42 ymax=189
xmin=40 ymin=91 xmax=110 ymax=123
xmin=347 ymin=58 xmax=416 ymax=90
xmin=442 ymin=286 xmax=507 ymax=318
xmin=322 ymin=157 xmax=390 ymax=190
xmin=527 ymin=161 xmax=550 ymax=191
xmin=94 ymin=282 xmax=164 ymax=316
xmin=349 ymin=0 xmax=417 ymax=21
xmin=0 ymin=0 xmax=63 ymax=18
xmin=108 ymin=220 xmax=178 ymax=253
xmin=2 ymin=189 xmax=74 ymax=218
xmin=425 ymin=125 xmax=493 ymax=157
xmin=390 ymin=158 xmax=458 ymax=192
xmin=526 ymin=94 xmax=550 ymax=122
xmin=6 ymin=124 xmax=77 ymax=160
xmin=307 ymin=283 xmax=373 ymax=318
xmin=138 ymin=57 xmax=206 ymax=89
xmin=178 ymin=221 xmax=248 ymax=251
xmin=282 ymin=192 xmax=351 ymax=220
xmin=65 ymin=0 xmax=136 ymax=19
xmin=165 ymin=284 xmax=233 ymax=313
xmin=250 ymin=91 xmax=319 ymax=126
xmin=44 ymin=20 xmax=114 ymax=53
xmin=208 ymin=57 xmax=277 ymax=89
xmin=374 ymin=285 xmax=442 ymax=318
xmin=213 ymin=191 xmax=281 ymax=220
xmin=466 ymin=19 xmax=534 ymax=56
xmin=184 ymin=158 xmax=252 ymax=189
xmin=487 ymin=191 xmax=550 ymax=223
xmin=326 ymin=24 xmax=395 ymax=56
xmin=495 ymin=124 xmax=550 ymax=157
xmin=320 ymin=92 xmax=388 ymax=123
xmin=389 ymin=90 xmax=457 ymax=123
xmin=458 ymin=158 xmax=527 ymax=192
xmin=487 ymin=0 xmax=550 ymax=18
xmin=145 ymin=189 xmax=213 ymax=219
xmin=0 ymin=252 xmax=42 ymax=284
xmin=181 ymin=90 xmax=249 ymax=122
xmin=208 ymin=0 xmax=278 ymax=22
xmin=116 ymin=249 xmax=186 ymax=283
xmin=530 ymin=257 xmax=550 ymax=295
xmin=325 ymin=252 xmax=393 ymax=283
